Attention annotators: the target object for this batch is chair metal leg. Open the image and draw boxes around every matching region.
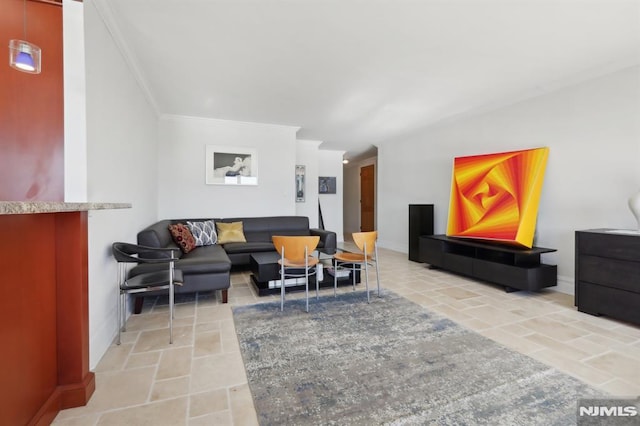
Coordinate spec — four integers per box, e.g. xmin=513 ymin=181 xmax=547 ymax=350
xmin=305 ymin=266 xmax=309 ymax=313
xmin=121 ymin=293 xmax=128 ymax=344
xmin=316 ymin=265 xmax=319 ymax=300
xmin=333 ymin=259 xmax=338 ymax=297
xmin=365 ymin=260 xmax=370 ymax=303
xmin=116 ymin=265 xmax=122 ymax=345
xmin=375 ymin=247 xmax=381 ymax=297
xmin=280 ymin=262 xmax=285 ymax=312
xmin=123 ymin=293 xmax=127 ymax=331
xmin=169 ymin=282 xmax=174 ymax=344
xmin=117 ymin=290 xmax=122 ymax=345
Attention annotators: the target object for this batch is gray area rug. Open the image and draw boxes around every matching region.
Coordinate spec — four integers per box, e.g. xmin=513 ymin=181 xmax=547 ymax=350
xmin=233 ymin=291 xmax=602 ymax=425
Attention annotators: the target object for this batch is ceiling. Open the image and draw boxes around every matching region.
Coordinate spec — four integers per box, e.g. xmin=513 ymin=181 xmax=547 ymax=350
xmin=95 ymin=0 xmax=640 ymax=160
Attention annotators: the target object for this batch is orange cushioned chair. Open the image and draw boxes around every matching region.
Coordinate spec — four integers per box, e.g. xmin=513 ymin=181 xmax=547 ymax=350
xmin=272 ymin=235 xmax=320 ymax=312
xmin=333 ymin=231 xmax=380 ymax=302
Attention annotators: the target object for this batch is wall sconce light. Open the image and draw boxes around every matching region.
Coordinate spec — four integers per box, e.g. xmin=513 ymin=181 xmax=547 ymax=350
xmin=342 ymin=157 xmax=349 ymax=164
xmin=9 ymin=0 xmax=41 ymax=74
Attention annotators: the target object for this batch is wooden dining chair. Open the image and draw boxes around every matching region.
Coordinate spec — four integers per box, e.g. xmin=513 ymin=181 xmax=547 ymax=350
xmin=272 ymin=235 xmax=320 ymax=312
xmin=333 ymin=231 xmax=380 ymax=302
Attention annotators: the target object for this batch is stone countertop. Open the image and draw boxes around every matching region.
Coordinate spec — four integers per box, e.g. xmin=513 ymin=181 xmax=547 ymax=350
xmin=0 ymin=201 xmax=132 ymax=215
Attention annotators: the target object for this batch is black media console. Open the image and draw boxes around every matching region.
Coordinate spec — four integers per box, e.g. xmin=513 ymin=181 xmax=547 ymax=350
xmin=419 ymin=235 xmax=557 ymax=292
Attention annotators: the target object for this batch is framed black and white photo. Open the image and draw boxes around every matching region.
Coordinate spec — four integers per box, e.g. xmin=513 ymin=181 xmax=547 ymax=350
xmin=319 ymin=176 xmax=337 ymax=194
xmin=295 ymin=165 xmax=305 ymax=202
xmin=206 ymin=145 xmax=258 ymax=185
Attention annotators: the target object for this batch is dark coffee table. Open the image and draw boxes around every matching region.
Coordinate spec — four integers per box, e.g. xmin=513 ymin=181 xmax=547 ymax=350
xmin=249 ymin=250 xmax=360 ymax=296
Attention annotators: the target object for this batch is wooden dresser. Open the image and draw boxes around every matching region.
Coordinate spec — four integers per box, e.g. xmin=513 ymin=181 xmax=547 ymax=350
xmin=575 ymin=229 xmax=640 ymax=326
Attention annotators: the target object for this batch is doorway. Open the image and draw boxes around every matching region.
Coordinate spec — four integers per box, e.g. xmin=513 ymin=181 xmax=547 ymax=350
xmin=360 ymin=164 xmax=375 ymax=232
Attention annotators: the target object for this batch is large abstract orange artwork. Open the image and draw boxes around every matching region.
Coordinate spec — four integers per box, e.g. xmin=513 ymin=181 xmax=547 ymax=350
xmin=446 ymin=147 xmax=549 ymax=248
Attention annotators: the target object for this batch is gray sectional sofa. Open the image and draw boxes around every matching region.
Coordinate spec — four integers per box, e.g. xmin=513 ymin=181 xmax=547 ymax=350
xmin=131 ymin=216 xmax=336 ymax=312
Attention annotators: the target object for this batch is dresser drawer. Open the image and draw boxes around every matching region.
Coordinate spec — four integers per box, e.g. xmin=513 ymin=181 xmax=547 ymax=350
xmin=577 ymin=281 xmax=640 ymax=325
xmin=577 ymin=231 xmax=640 ymax=261
xmin=578 ymin=255 xmax=640 ymax=293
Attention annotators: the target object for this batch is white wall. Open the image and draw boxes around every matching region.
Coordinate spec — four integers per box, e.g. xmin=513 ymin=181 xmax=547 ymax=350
xmin=378 ymin=66 xmax=640 ymax=294
xmin=318 ymin=150 xmax=345 ymax=241
xmin=295 ymin=139 xmax=321 ymax=227
xmin=63 ymin=0 xmax=87 ymax=202
xmin=344 ymin=156 xmax=378 ymax=235
xmin=84 ymin=0 xmax=160 ymax=368
xmin=157 ymin=115 xmax=299 ymax=219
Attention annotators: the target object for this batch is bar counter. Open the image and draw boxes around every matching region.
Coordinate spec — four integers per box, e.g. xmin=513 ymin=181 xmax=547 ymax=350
xmin=0 ymin=201 xmax=131 ymax=215
xmin=0 ymin=201 xmax=130 ymax=425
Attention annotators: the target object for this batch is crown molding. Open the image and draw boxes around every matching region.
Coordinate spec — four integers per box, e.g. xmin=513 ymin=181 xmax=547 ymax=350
xmin=160 ymin=113 xmax=302 ymax=133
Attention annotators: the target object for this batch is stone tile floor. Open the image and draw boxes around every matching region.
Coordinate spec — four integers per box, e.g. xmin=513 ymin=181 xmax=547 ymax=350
xmin=53 ymin=245 xmax=640 ymax=425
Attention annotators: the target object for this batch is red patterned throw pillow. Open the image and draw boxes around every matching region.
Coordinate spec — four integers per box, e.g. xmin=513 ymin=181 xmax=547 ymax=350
xmin=168 ymin=223 xmax=197 ymax=253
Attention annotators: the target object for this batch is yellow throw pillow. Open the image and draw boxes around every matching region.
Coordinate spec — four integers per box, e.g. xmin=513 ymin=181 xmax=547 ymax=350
xmin=216 ymin=221 xmax=247 ymax=244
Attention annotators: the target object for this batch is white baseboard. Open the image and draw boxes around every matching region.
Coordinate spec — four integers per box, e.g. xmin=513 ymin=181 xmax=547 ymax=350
xmin=377 ymin=239 xmax=407 ymax=254
xmin=554 ymin=275 xmax=575 ymax=295
xmin=90 ymin=309 xmax=117 ymax=370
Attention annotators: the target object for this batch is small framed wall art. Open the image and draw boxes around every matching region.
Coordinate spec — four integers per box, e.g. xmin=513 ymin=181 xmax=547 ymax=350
xmin=319 ymin=176 xmax=337 ymax=194
xmin=206 ymin=145 xmax=258 ymax=185
xmin=295 ymin=165 xmax=305 ymax=202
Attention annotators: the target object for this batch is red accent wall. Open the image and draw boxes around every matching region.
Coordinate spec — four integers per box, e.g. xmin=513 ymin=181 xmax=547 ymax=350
xmin=0 ymin=0 xmax=64 ymax=201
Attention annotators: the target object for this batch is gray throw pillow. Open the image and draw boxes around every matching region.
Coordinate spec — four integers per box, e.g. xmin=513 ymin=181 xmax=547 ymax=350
xmin=186 ymin=220 xmax=217 ymax=246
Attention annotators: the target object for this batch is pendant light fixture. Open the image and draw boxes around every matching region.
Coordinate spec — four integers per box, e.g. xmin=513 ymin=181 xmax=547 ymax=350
xmin=9 ymin=0 xmax=41 ymax=74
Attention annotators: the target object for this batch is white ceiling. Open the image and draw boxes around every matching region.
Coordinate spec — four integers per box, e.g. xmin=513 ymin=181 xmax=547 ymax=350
xmin=95 ymin=0 xmax=640 ymax=160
